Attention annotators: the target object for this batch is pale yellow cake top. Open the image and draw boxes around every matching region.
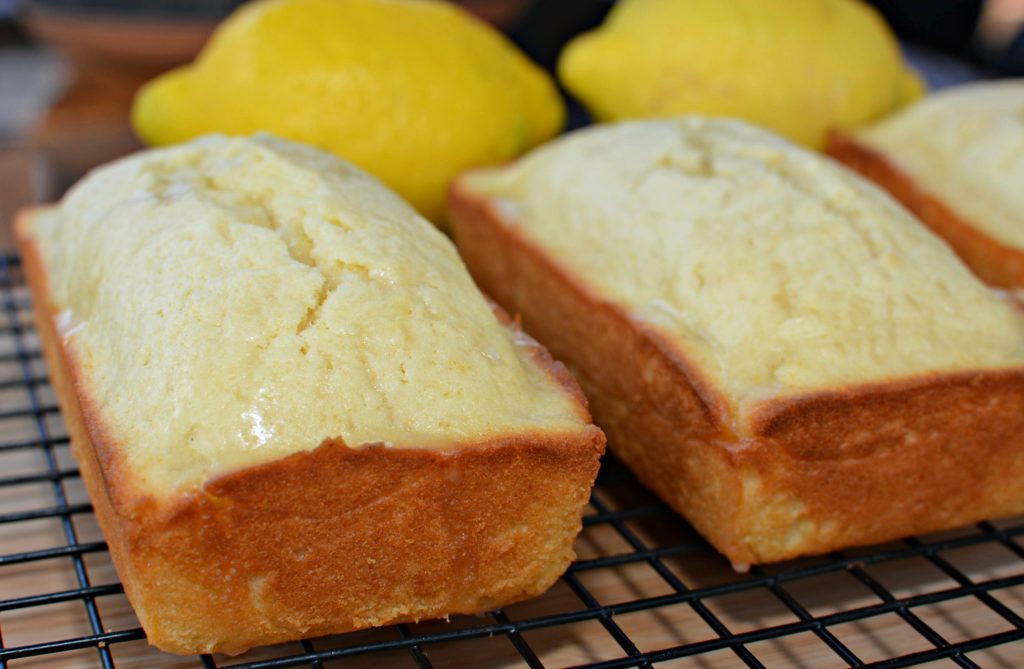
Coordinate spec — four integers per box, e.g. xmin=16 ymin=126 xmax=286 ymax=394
xmin=33 ymin=134 xmax=585 ymax=498
xmin=463 ymin=117 xmax=1024 ymax=424
xmin=856 ymin=80 xmax=1024 ymax=249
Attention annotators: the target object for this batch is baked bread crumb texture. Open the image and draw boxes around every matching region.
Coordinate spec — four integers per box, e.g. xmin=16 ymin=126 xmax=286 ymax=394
xmin=20 ymin=134 xmax=604 ymax=655
xmin=462 ymin=116 xmax=1024 ymax=429
xmin=31 ymin=134 xmax=588 ymax=498
xmin=854 ymin=80 xmax=1024 ymax=252
xmin=452 ymin=116 xmax=1024 ymax=567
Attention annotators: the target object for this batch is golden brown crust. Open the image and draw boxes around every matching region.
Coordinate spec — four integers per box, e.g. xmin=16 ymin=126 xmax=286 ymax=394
xmin=487 ymin=296 xmax=595 ymax=422
xmin=16 ymin=207 xmax=604 ymax=655
xmin=449 ymin=181 xmax=1024 ymax=567
xmin=827 ymin=131 xmax=1024 ymax=288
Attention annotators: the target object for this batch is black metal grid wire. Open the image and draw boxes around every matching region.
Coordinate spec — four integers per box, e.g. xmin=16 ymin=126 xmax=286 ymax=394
xmin=2 ymin=249 xmax=1024 ymax=668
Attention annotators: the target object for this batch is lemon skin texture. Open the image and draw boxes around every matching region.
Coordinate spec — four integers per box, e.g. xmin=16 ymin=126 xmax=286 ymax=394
xmin=558 ymin=0 xmax=923 ymax=149
xmin=133 ymin=0 xmax=565 ymax=223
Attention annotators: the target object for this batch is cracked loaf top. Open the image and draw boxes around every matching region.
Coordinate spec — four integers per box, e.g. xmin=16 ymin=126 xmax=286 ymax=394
xmin=855 ymin=80 xmax=1024 ymax=250
xmin=461 ymin=117 xmax=1024 ymax=423
xmin=31 ymin=134 xmax=587 ymax=498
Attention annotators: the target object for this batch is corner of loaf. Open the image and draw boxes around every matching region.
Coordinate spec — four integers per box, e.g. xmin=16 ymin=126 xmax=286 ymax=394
xmin=828 ymin=80 xmax=1024 ymax=287
xmin=449 ymin=115 xmax=1024 ymax=566
xmin=16 ymin=133 xmax=604 ymax=655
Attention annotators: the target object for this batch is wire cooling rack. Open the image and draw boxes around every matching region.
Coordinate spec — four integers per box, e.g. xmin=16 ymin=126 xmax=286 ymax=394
xmin=2 ymin=251 xmax=1024 ymax=669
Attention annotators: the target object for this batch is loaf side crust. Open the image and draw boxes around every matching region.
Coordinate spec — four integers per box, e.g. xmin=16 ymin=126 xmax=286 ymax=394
xmin=17 ymin=207 xmax=605 ymax=655
xmin=449 ymin=183 xmax=1024 ymax=567
xmin=827 ymin=131 xmax=1024 ymax=288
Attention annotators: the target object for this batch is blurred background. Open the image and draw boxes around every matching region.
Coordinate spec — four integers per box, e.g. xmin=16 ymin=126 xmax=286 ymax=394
xmin=1 ymin=0 xmax=1023 ymax=248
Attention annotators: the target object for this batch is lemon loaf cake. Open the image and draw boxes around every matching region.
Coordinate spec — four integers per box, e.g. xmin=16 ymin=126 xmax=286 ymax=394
xmin=450 ymin=117 xmax=1024 ymax=567
xmin=829 ymin=80 xmax=1024 ymax=287
xmin=16 ymin=134 xmax=604 ymax=655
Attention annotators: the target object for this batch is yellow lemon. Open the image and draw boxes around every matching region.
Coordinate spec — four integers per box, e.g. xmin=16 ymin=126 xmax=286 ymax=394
xmin=132 ymin=0 xmax=563 ymax=222
xmin=559 ymin=0 xmax=923 ymax=149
